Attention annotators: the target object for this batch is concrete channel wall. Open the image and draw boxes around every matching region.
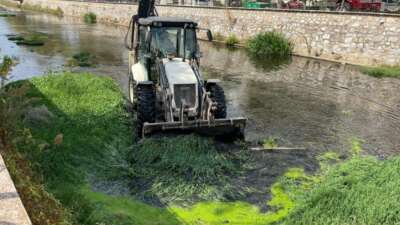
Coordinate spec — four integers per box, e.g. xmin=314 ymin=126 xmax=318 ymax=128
xmin=4 ymin=0 xmax=400 ymax=65
xmin=0 ymin=154 xmax=32 ymax=225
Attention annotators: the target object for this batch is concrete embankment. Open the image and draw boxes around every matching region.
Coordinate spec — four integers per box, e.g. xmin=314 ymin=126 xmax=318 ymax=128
xmin=1 ymin=0 xmax=400 ymax=65
xmin=0 ymin=154 xmax=32 ymax=225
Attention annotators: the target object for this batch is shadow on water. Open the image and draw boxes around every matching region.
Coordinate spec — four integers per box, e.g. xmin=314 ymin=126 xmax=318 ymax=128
xmin=247 ymin=54 xmax=292 ymax=72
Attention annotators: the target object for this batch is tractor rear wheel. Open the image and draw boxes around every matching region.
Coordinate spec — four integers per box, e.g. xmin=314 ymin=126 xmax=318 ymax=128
xmin=136 ymin=83 xmax=156 ymax=138
xmin=208 ymin=83 xmax=227 ymax=119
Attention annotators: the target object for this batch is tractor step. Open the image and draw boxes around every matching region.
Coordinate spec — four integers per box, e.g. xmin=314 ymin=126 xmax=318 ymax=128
xmin=142 ymin=117 xmax=247 ymax=139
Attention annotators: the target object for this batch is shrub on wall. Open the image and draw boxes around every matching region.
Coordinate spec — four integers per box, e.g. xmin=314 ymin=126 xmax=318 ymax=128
xmin=247 ymin=32 xmax=293 ymax=58
xmin=225 ymin=34 xmax=240 ymax=47
xmin=84 ymin=12 xmax=97 ymax=24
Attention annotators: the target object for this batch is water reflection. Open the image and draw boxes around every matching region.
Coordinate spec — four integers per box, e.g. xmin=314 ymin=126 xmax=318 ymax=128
xmin=1 ymin=12 xmax=399 ymax=157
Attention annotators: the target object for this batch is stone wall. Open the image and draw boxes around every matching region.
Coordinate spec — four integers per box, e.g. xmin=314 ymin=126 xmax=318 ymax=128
xmin=7 ymin=0 xmax=400 ymax=65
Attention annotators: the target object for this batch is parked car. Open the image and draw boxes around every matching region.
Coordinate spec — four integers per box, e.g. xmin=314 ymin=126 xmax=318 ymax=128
xmin=381 ymin=0 xmax=400 ymax=12
xmin=336 ymin=0 xmax=382 ymax=11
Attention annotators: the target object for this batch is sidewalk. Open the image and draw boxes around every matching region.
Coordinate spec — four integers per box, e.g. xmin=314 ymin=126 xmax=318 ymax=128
xmin=0 ymin=154 xmax=31 ymax=225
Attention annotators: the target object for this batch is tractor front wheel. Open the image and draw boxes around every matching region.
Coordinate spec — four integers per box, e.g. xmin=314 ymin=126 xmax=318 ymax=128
xmin=207 ymin=83 xmax=227 ymax=119
xmin=136 ymin=83 xmax=156 ymax=138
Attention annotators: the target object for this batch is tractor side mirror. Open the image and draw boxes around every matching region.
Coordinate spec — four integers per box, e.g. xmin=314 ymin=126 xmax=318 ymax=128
xmin=207 ymin=30 xmax=213 ymax=42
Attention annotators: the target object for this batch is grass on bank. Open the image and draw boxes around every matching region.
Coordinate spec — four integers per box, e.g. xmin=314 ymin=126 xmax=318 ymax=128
xmin=247 ymin=31 xmax=293 ymax=58
xmin=84 ymin=12 xmax=97 ymax=24
xmin=361 ymin=65 xmax=400 ymax=78
xmin=0 ymin=73 xmax=135 ymax=224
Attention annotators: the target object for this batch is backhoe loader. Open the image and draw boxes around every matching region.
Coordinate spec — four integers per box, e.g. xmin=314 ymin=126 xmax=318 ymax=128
xmin=125 ymin=0 xmax=246 ymax=138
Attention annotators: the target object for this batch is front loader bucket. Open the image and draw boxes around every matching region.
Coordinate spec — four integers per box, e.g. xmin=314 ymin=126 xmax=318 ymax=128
xmin=142 ymin=117 xmax=247 ymax=139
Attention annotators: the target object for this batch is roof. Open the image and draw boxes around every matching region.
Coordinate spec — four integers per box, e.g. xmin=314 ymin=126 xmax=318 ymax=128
xmin=138 ymin=17 xmax=198 ymax=27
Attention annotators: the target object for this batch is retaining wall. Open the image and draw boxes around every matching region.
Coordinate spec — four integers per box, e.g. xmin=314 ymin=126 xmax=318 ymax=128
xmin=4 ymin=0 xmax=400 ymax=65
xmin=0 ymin=154 xmax=32 ymax=225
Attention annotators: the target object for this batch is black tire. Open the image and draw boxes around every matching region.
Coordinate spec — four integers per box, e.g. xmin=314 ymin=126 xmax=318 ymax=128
xmin=207 ymin=83 xmax=227 ymax=119
xmin=136 ymin=84 xmax=156 ymax=138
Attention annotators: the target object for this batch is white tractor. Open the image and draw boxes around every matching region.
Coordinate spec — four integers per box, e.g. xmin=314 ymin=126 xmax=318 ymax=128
xmin=125 ymin=0 xmax=246 ymax=138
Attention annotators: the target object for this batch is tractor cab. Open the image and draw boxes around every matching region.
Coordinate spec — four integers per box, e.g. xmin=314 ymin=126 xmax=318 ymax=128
xmin=136 ymin=17 xmax=199 ymax=62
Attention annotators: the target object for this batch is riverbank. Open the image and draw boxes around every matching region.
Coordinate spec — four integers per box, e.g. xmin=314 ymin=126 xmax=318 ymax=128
xmin=2 ymin=0 xmax=400 ymax=66
xmin=0 ymin=73 xmax=284 ymax=224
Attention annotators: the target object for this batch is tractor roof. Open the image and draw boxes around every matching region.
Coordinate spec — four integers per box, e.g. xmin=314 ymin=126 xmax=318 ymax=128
xmin=138 ymin=16 xmax=198 ymax=28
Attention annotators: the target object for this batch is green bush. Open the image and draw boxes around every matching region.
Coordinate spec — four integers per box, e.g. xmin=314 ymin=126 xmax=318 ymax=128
xmin=225 ymin=34 xmax=240 ymax=46
xmin=0 ymin=56 xmax=13 ymax=77
xmin=247 ymin=31 xmax=293 ymax=58
xmin=84 ymin=12 xmax=97 ymax=24
xmin=361 ymin=65 xmax=400 ymax=78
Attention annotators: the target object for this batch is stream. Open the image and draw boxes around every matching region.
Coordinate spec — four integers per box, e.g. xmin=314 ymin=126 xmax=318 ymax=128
xmin=1 ymin=10 xmax=400 ymax=158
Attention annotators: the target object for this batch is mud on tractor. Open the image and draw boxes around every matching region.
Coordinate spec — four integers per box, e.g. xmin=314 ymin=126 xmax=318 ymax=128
xmin=125 ymin=0 xmax=246 ymax=139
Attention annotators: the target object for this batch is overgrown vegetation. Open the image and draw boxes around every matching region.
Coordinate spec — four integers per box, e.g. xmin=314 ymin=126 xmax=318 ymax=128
xmin=67 ymin=52 xmax=97 ymax=67
xmin=361 ymin=65 xmax=400 ymax=78
xmin=247 ymin=31 xmax=293 ymax=58
xmin=0 ymin=72 xmax=291 ymax=224
xmin=0 ymin=73 xmax=136 ymax=224
xmin=2 ymin=72 xmax=400 ymax=224
xmin=281 ymin=155 xmax=400 ymax=224
xmin=0 ymin=12 xmax=16 ymax=17
xmin=7 ymin=33 xmax=48 ymax=46
xmin=263 ymin=137 xmax=278 ymax=149
xmin=0 ymin=61 xmax=70 ymax=224
xmin=225 ymin=34 xmax=240 ymax=47
xmin=131 ymin=136 xmax=244 ymax=204
xmin=0 ymin=55 xmax=13 ymax=78
xmin=84 ymin=12 xmax=97 ymax=24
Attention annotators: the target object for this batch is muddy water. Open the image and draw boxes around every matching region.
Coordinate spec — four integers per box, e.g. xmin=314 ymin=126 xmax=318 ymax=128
xmin=1 ymin=11 xmax=400 ymax=157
